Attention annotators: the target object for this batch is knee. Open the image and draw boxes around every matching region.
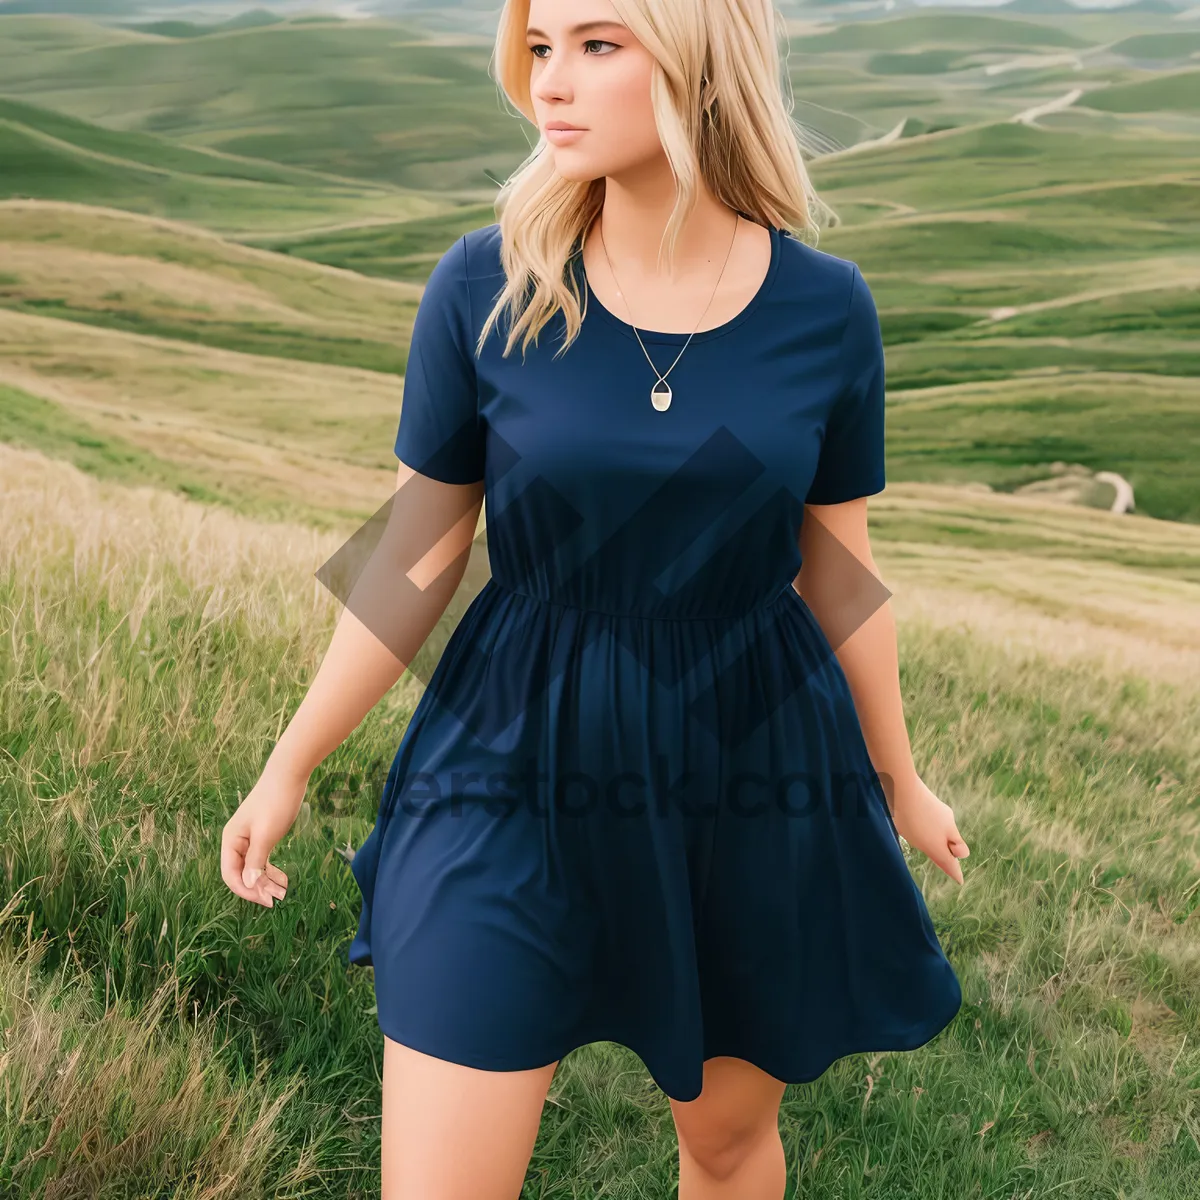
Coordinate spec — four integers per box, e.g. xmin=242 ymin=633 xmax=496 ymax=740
xmin=677 ymin=1120 xmax=774 ymax=1182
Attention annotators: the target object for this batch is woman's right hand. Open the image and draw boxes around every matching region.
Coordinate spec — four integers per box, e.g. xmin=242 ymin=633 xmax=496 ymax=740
xmin=220 ymin=761 xmax=308 ymax=908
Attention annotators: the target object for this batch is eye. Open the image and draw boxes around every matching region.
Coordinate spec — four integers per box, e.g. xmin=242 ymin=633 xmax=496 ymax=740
xmin=529 ymin=39 xmax=618 ymax=59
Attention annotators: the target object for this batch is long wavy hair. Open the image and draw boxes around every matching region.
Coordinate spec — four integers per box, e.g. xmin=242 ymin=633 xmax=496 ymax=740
xmin=476 ymin=0 xmax=825 ymax=363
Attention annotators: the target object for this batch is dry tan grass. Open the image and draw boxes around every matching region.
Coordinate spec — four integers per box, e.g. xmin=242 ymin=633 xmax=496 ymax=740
xmin=0 ymin=242 xmax=324 ymax=323
xmin=0 ymin=200 xmax=424 ymax=323
xmin=874 ymin=483 xmax=1200 ymax=688
xmin=888 ymin=369 xmax=1200 ymax=413
xmin=0 ymin=443 xmax=428 ymax=715
xmin=1 ymin=442 xmax=339 ymax=628
xmin=0 ymin=308 xmax=405 ymax=512
xmin=0 ymin=925 xmax=317 ymax=1198
xmin=6 ymin=438 xmax=1197 ymax=706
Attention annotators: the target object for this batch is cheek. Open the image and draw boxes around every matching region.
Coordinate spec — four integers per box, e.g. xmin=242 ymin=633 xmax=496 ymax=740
xmin=594 ymin=62 xmax=659 ymax=154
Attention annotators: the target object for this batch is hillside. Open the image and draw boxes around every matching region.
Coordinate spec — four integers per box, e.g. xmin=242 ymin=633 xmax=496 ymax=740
xmin=0 ymin=14 xmax=523 ymax=188
xmin=0 ymin=95 xmax=445 ymax=234
xmin=1 ymin=7 xmax=1197 ymax=524
xmin=798 ymin=11 xmax=1093 ymax=53
xmin=1084 ymin=69 xmax=1200 ymax=114
xmin=2 ymin=7 xmax=1200 ymax=1196
xmin=0 ymin=201 xmax=431 ymax=371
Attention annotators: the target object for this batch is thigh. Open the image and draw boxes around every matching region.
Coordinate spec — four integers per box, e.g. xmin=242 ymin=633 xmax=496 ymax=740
xmin=669 ymin=1055 xmax=786 ymax=1159
xmin=381 ymin=1035 xmax=559 ymax=1200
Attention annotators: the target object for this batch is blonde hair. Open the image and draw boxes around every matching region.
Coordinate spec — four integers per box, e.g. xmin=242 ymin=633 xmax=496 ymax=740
xmin=477 ymin=0 xmax=825 ymax=362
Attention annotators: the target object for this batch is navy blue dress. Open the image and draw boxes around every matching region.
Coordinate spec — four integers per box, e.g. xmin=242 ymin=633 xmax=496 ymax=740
xmin=348 ymin=221 xmax=962 ymax=1102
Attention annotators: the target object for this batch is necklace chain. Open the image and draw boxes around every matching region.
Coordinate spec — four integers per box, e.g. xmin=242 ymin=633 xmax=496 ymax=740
xmin=597 ymin=212 xmax=741 ymax=412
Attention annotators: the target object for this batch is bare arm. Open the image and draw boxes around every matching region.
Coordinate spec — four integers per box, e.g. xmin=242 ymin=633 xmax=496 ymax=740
xmin=795 ymin=496 xmax=915 ymax=796
xmin=267 ymin=463 xmax=484 ymax=784
xmin=220 ymin=463 xmax=485 ymax=906
xmin=795 ymin=498 xmax=969 ymax=883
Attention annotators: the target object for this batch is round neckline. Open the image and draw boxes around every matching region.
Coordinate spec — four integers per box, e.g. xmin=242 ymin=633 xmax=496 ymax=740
xmin=573 ymin=219 xmax=781 ymax=346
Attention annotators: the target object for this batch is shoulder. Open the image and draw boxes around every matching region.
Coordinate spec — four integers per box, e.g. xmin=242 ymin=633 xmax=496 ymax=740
xmin=421 ymin=223 xmax=502 ymax=285
xmin=462 ymin=222 xmax=505 ymax=283
xmin=776 ymin=231 xmax=868 ymax=318
xmin=771 ymin=231 xmax=879 ymax=359
xmin=417 ymin=226 xmax=505 ymax=327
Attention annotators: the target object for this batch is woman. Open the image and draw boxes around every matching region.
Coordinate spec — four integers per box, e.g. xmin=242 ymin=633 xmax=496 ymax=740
xmin=221 ymin=1 xmax=970 ymax=1196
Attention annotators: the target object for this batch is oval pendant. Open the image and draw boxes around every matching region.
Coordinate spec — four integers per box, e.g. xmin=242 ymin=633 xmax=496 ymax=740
xmin=651 ymin=379 xmax=672 ymax=411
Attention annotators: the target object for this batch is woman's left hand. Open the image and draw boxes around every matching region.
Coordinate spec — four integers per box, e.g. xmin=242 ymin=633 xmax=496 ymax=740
xmin=888 ymin=774 xmax=970 ymax=885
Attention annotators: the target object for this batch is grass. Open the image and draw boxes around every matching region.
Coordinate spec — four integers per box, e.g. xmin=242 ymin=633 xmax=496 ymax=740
xmin=0 ymin=15 xmax=527 ymax=190
xmin=1085 ymin=70 xmax=1200 ymax=116
xmin=878 ymin=372 xmax=1200 ymax=524
xmin=809 ymin=122 xmax=1200 ymax=213
xmin=802 ymin=120 xmax=1199 ymax=522
xmin=2 ymin=4 xmax=1200 ymax=1193
xmin=0 ymin=97 xmax=448 ymax=235
xmin=0 ymin=307 xmax=408 ymax=529
xmin=1109 ymin=32 xmax=1200 ymax=61
xmin=793 ymin=12 xmax=1093 ymax=54
xmin=0 ymin=200 xmax=428 ymax=374
xmin=2 ymin=446 xmax=1198 ymax=1196
xmin=0 ymin=381 xmax=224 ymax=503
xmin=248 ymin=202 xmax=503 ymax=283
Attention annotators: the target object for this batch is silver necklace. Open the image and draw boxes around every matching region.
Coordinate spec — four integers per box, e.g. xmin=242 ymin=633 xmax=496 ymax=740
xmin=597 ymin=213 xmax=741 ymax=412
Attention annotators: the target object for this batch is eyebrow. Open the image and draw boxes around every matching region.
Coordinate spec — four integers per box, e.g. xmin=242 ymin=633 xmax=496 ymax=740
xmin=526 ymin=20 xmax=628 ymax=39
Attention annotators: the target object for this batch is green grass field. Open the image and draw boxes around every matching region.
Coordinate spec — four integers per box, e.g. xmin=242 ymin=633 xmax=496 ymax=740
xmin=2 ymin=4 xmax=1199 ymax=1196
xmin=0 ymin=94 xmax=449 ymax=233
xmin=0 ymin=200 xmax=430 ymax=374
xmin=0 ymin=13 xmax=527 ymax=189
xmin=3 ymin=445 xmax=1198 ymax=1197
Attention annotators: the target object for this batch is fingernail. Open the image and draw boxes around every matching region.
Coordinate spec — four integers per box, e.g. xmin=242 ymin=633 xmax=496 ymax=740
xmin=243 ymin=867 xmax=262 ymax=887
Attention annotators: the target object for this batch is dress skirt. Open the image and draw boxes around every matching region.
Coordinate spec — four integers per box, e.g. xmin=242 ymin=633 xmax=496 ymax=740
xmin=347 ymin=575 xmax=962 ymax=1103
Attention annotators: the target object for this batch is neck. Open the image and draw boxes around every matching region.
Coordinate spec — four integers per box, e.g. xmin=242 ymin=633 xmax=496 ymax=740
xmin=592 ymin=166 xmax=740 ymax=280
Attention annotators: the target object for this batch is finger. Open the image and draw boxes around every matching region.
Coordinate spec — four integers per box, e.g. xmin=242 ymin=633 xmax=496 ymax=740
xmin=221 ymin=827 xmax=261 ymax=903
xmin=946 ymin=819 xmax=969 ymax=857
xmin=930 ymin=844 xmax=964 ymax=886
xmin=241 ymin=834 xmax=271 ymax=891
xmin=264 ymin=862 xmax=289 ymax=888
xmin=245 ymin=870 xmax=278 ymax=906
xmin=263 ymin=880 xmax=286 ymax=902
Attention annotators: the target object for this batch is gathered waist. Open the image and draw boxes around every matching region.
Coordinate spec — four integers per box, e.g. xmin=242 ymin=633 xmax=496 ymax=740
xmin=483 ymin=575 xmax=801 ymax=624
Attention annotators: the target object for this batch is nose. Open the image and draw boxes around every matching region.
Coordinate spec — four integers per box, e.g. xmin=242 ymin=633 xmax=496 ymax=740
xmin=531 ymin=52 xmax=572 ymax=104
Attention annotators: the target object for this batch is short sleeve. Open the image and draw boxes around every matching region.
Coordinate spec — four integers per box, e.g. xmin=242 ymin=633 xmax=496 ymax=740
xmin=804 ymin=264 xmax=886 ymax=505
xmin=393 ymin=233 xmax=486 ymax=484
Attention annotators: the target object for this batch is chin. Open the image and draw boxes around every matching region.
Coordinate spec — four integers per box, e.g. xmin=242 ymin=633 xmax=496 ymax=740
xmin=549 ymin=156 xmax=607 ymax=184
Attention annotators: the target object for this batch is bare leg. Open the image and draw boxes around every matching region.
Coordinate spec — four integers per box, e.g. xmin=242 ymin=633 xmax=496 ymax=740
xmin=669 ymin=1056 xmax=788 ymax=1200
xmin=381 ymin=1034 xmax=559 ymax=1200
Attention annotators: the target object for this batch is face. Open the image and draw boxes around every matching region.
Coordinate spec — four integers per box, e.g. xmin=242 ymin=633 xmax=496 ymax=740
xmin=525 ymin=0 xmax=664 ymax=182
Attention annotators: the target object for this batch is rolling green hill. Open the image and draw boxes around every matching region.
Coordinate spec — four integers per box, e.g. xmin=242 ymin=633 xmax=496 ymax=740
xmin=1109 ymin=32 xmax=1200 ymax=61
xmin=0 ymin=201 xmax=426 ymax=374
xmin=806 ymin=118 xmax=1200 ymax=521
xmin=796 ymin=12 xmax=1092 ymax=53
xmin=0 ymin=14 xmax=526 ymax=188
xmin=247 ymin=203 xmax=503 ymax=282
xmin=1 ymin=8 xmax=1197 ymax=522
xmin=124 ymin=8 xmax=284 ymax=39
xmin=1084 ymin=69 xmax=1200 ymax=115
xmin=0 ymin=96 xmax=448 ymax=234
xmin=810 ymin=121 xmax=1198 ymax=217
xmin=3 ymin=8 xmax=1200 ymax=1196
xmin=0 ymin=95 xmax=326 ymax=185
